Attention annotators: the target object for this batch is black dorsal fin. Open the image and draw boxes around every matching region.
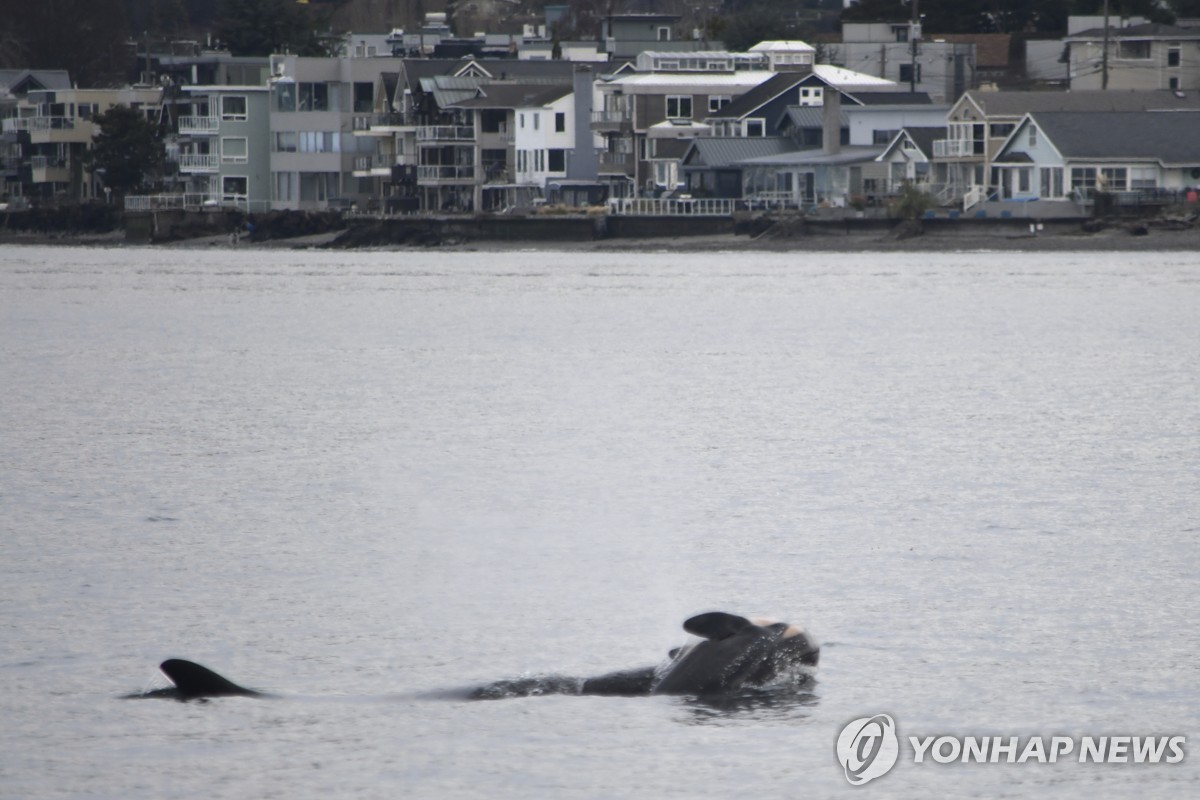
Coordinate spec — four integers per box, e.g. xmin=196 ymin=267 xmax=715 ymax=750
xmin=682 ymin=612 xmax=756 ymax=640
xmin=160 ymin=659 xmax=257 ymax=698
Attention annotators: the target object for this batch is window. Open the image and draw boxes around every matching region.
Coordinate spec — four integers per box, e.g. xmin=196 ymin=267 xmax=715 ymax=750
xmin=899 ymin=63 xmax=921 ymax=84
xmin=873 ymin=129 xmax=898 ymax=145
xmin=1029 ymin=126 xmax=1038 ymax=146
xmin=1168 ymin=47 xmax=1181 ymax=67
xmin=893 ymin=25 xmax=909 ymax=43
xmin=657 ymin=26 xmax=671 ymax=42
xmin=1099 ymin=167 xmax=1127 ymax=191
xmin=274 ymin=171 xmax=296 ymax=202
xmin=1017 ymin=168 xmax=1031 ymax=193
xmin=298 ymin=82 xmax=329 ymax=111
xmin=665 ymin=95 xmax=692 ymax=119
xmin=1130 ymin=167 xmax=1156 ymax=189
xmin=548 ymin=149 xmax=565 ymax=172
xmin=519 ymin=113 xmax=525 ymax=129
xmin=1118 ymin=40 xmax=1151 ymax=60
xmin=298 ymin=131 xmax=340 ymax=153
xmin=353 ymin=82 xmax=374 ymax=113
xmin=708 ymin=95 xmax=731 ymax=113
xmin=555 ymin=112 xmax=565 ymax=133
xmin=221 ymin=95 xmax=247 ymax=121
xmin=745 ymin=118 xmax=765 ymax=137
xmin=1040 ymin=167 xmax=1063 ymax=198
xmin=1070 ymin=167 xmax=1097 ymax=197
xmin=1169 ymin=76 xmax=1180 ymax=90
xmin=221 ymin=137 xmax=248 ymax=163
xmin=533 ymin=113 xmax=539 ymax=131
xmin=798 ymin=86 xmax=823 ymax=106
xmin=273 ymin=132 xmax=297 ymax=152
xmin=222 ymin=175 xmax=248 ymax=199
xmin=274 ymin=82 xmax=296 ymax=112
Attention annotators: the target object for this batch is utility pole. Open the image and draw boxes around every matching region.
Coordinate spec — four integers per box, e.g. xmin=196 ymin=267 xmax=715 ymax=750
xmin=909 ymin=0 xmax=920 ymax=93
xmin=1101 ymin=0 xmax=1110 ymax=89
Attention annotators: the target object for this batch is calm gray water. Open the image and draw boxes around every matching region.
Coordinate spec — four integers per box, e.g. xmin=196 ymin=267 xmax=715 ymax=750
xmin=1 ymin=244 xmax=1197 ymax=798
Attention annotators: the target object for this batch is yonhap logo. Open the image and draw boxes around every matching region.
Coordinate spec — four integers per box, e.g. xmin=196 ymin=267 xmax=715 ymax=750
xmin=835 ymin=713 xmax=1186 ymax=785
xmin=836 ymin=714 xmax=900 ymax=785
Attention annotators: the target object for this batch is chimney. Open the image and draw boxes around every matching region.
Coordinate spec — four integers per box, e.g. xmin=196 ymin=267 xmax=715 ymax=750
xmin=568 ymin=64 xmax=598 ymax=181
xmin=822 ymin=89 xmax=841 ymax=156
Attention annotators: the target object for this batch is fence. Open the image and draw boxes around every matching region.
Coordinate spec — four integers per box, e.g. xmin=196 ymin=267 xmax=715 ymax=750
xmin=608 ymin=197 xmax=735 ymax=216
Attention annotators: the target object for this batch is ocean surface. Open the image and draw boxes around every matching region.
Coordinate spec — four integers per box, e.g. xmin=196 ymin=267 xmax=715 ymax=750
xmin=1 ymin=244 xmax=1197 ymax=799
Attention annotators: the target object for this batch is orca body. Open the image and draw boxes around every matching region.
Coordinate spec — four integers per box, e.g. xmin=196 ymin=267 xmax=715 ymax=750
xmin=129 ymin=659 xmax=263 ymax=700
xmin=650 ymin=612 xmax=819 ymax=695
xmin=477 ymin=611 xmax=819 ymax=699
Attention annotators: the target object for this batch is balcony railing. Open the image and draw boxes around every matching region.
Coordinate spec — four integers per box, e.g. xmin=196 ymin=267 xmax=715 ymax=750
xmin=608 ymin=197 xmax=736 ymax=216
xmin=353 ymin=154 xmax=400 ymax=171
xmin=417 ymin=164 xmax=475 ymax=182
xmin=932 ymin=139 xmax=977 ymax=158
xmin=178 ymin=115 xmax=219 ymax=134
xmin=30 ymin=155 xmax=65 ymax=169
xmin=124 ymin=193 xmax=272 ymax=213
xmin=599 ymin=152 xmax=631 ymax=166
xmin=2 ymin=116 xmax=76 ymax=133
xmin=416 ymin=125 xmax=475 ymax=142
xmin=592 ymin=108 xmax=633 ymax=124
xmin=353 ymin=112 xmax=417 ymax=131
xmin=177 ymin=153 xmax=219 ymax=172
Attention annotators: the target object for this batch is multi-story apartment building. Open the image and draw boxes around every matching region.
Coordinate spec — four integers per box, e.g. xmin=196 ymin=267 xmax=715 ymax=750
xmin=173 ymin=85 xmax=271 ymax=211
xmin=267 ymin=54 xmax=406 ymax=211
xmin=2 ymin=86 xmax=163 ymax=204
xmin=1 ymin=69 xmax=72 ymax=202
xmin=836 ymin=22 xmax=977 ymax=103
xmin=1063 ymin=22 xmax=1200 ymax=91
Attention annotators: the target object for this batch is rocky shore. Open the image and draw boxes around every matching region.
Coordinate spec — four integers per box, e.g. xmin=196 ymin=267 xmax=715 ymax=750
xmin=3 ymin=207 xmax=1199 ymax=253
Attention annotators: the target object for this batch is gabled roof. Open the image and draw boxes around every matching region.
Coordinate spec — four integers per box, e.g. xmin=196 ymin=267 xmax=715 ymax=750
xmin=1065 ymin=23 xmax=1200 ymax=41
xmin=781 ymin=106 xmax=846 ymax=130
xmin=878 ymin=126 xmax=945 ymax=161
xmin=681 ymin=136 xmax=794 ymax=168
xmin=807 ymin=64 xmax=898 ymax=89
xmin=848 ymin=91 xmax=933 ymax=106
xmin=706 ymin=72 xmax=809 ymax=120
xmin=738 ymin=145 xmax=885 ymax=167
xmin=0 ymin=69 xmax=72 ymax=96
xmin=449 ymin=83 xmax=571 ymax=109
xmin=1020 ymin=110 xmax=1200 ymax=164
xmin=957 ymin=89 xmax=1200 ymax=118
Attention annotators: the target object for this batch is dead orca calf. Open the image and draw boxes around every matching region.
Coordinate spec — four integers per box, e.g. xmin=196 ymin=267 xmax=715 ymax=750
xmin=473 ymin=611 xmax=819 ymax=699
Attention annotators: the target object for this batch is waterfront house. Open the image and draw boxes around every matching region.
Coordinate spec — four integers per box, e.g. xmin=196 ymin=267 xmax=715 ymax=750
xmin=875 ymin=126 xmax=944 ymax=194
xmin=1 ymin=86 xmax=163 ymax=205
xmin=989 ymin=110 xmax=1200 ymax=212
xmin=173 ymin=84 xmax=271 ymax=212
xmin=932 ymin=89 xmax=1200 ymax=208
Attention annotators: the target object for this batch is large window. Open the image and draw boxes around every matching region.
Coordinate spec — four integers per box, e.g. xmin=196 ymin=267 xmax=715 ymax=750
xmin=221 ymin=95 xmax=247 ymax=120
xmin=1118 ymin=40 xmax=1151 ymax=59
xmin=222 ymin=175 xmax=248 ymax=200
xmin=273 ymin=132 xmax=297 ymax=152
xmin=744 ymin=118 xmax=765 ymax=137
xmin=221 ymin=137 xmax=248 ymax=163
xmin=548 ymin=149 xmax=565 ymax=172
xmin=709 ymin=95 xmax=731 ymax=113
xmin=665 ymin=95 xmax=692 ymax=119
xmin=1040 ymin=167 xmax=1063 ymax=198
xmin=1130 ymin=166 xmax=1157 ymax=189
xmin=1070 ymin=167 xmax=1096 ymax=197
xmin=274 ymin=82 xmax=296 ymax=112
xmin=555 ymin=112 xmax=565 ymax=133
xmin=274 ymin=171 xmax=296 ymax=202
xmin=1099 ymin=167 xmax=1128 ymax=191
xmin=298 ymin=82 xmax=329 ymax=111
xmin=298 ymin=131 xmax=340 ymax=153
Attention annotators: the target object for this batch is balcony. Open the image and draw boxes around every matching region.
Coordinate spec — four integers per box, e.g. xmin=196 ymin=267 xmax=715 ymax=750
xmin=417 ymin=164 xmax=475 ymax=183
xmin=353 ymin=112 xmax=417 ymax=133
xmin=591 ymin=108 xmax=633 ymax=132
xmin=177 ymin=153 xmax=219 ymax=173
xmin=416 ymin=125 xmax=475 ymax=142
xmin=598 ymin=152 xmax=634 ymax=177
xmin=352 ymin=154 xmax=403 ymax=176
xmin=933 ymin=139 xmax=979 ymax=159
xmin=2 ymin=116 xmax=74 ymax=133
xmin=29 ymin=155 xmax=70 ymax=183
xmin=178 ymin=116 xmax=219 ymax=135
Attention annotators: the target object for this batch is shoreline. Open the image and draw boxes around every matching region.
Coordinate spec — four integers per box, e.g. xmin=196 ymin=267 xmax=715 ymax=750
xmin=3 ymin=223 xmax=1199 ymax=254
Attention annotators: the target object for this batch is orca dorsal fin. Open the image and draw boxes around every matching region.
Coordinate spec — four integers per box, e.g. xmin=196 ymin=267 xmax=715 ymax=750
xmin=682 ymin=612 xmax=756 ymax=640
xmin=160 ymin=659 xmax=257 ymax=698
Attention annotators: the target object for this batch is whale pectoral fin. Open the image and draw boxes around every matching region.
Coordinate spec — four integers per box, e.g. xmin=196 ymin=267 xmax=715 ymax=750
xmin=159 ymin=659 xmax=258 ymax=698
xmin=683 ymin=612 xmax=756 ymax=640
